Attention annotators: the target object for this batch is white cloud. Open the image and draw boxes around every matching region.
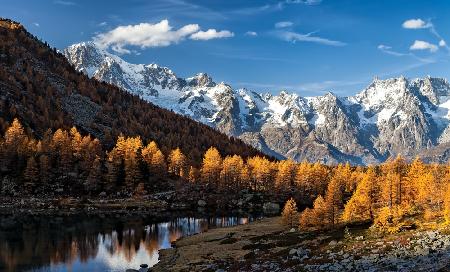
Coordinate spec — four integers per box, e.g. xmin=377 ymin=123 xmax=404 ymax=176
xmin=190 ymin=29 xmax=234 ymax=40
xmin=286 ymin=0 xmax=322 ymax=5
xmin=377 ymin=44 xmax=408 ymax=57
xmin=231 ymin=0 xmax=320 ymax=15
xmin=53 ymin=0 xmax=76 ymax=6
xmin=377 ymin=44 xmax=391 ymax=50
xmin=231 ymin=4 xmax=282 ymax=15
xmin=277 ymin=31 xmax=346 ymax=46
xmin=402 ymin=19 xmax=450 ymax=53
xmin=98 ymin=22 xmax=107 ymax=27
xmin=275 ymin=21 xmax=293 ymax=28
xmin=94 ymin=20 xmax=233 ymax=54
xmin=33 ymin=22 xmax=40 ymax=27
xmin=245 ymin=31 xmax=258 ymax=37
xmin=409 ymin=40 xmax=438 ymax=52
xmin=402 ymin=18 xmax=432 ymax=29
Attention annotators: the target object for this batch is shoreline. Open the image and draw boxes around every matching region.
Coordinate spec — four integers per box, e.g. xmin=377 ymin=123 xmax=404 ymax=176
xmin=152 ymin=217 xmax=284 ymax=272
xmin=0 ymin=189 xmax=282 ymax=217
xmin=0 ymin=196 xmax=268 ymax=219
xmin=152 ymin=216 xmax=450 ymax=272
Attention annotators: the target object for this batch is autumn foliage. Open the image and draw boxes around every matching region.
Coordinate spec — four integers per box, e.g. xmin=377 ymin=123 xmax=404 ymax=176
xmin=2 ymin=117 xmax=450 ymax=234
xmin=282 ymin=198 xmax=298 ymax=228
xmin=300 ymin=155 xmax=450 ymax=231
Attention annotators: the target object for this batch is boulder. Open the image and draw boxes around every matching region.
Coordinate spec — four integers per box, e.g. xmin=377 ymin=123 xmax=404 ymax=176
xmin=139 ymin=263 xmax=149 ymax=272
xmin=262 ymin=202 xmax=280 ymax=215
xmin=329 ymin=240 xmax=337 ymax=246
xmin=197 ymin=199 xmax=207 ymax=207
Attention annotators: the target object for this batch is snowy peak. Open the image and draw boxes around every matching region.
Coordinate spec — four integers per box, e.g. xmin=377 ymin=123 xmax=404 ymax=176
xmin=187 ymin=73 xmax=215 ymax=87
xmin=64 ymin=41 xmax=106 ymax=76
xmin=63 ymin=42 xmax=450 ymax=164
xmin=411 ymin=76 xmax=450 ymax=105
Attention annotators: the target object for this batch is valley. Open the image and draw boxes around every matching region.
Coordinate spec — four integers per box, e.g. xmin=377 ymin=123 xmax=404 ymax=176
xmin=1 ymin=2 xmax=450 ymax=270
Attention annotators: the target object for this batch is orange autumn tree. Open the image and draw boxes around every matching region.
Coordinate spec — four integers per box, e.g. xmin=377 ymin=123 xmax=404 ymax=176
xmin=123 ymin=136 xmax=143 ymax=188
xmin=281 ymin=197 xmax=298 ymax=228
xmin=200 ymin=147 xmax=222 ymax=187
xmin=275 ymin=159 xmax=297 ymax=192
xmin=444 ymin=182 xmax=450 ymax=224
xmin=299 ymin=195 xmax=329 ymax=229
xmin=299 ymin=169 xmax=344 ymax=229
xmin=0 ymin=118 xmax=28 ymax=172
xmin=342 ymin=166 xmax=378 ymax=222
xmin=334 ymin=162 xmax=354 ymax=193
xmin=142 ymin=141 xmax=166 ymax=176
xmin=188 ymin=166 xmax=200 ymax=183
xmin=168 ymin=148 xmax=187 ymax=178
xmin=324 ymin=176 xmax=344 ymax=227
xmin=247 ymin=156 xmax=276 ymax=191
xmin=220 ymin=155 xmax=245 ymax=191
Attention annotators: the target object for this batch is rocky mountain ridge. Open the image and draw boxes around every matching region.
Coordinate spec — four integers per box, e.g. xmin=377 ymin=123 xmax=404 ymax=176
xmin=64 ymin=42 xmax=450 ymax=164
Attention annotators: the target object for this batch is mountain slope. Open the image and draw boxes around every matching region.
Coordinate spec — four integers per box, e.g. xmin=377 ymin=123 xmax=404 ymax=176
xmin=0 ymin=18 xmax=263 ymax=163
xmin=64 ymin=42 xmax=450 ymax=164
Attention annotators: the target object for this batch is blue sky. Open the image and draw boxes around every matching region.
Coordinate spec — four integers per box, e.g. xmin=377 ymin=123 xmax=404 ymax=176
xmin=3 ymin=0 xmax=450 ymax=96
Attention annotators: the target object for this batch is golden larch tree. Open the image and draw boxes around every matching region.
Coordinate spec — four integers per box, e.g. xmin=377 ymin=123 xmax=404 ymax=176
xmin=281 ymin=197 xmax=298 ymax=228
xmin=200 ymin=147 xmax=223 ymax=186
xmin=444 ymin=183 xmax=450 ymax=224
xmin=342 ymin=166 xmax=377 ymax=222
xmin=323 ymin=176 xmax=344 ymax=227
xmin=220 ymin=155 xmax=244 ymax=191
xmin=188 ymin=166 xmax=200 ymax=183
xmin=168 ymin=148 xmax=187 ymax=177
xmin=276 ymin=159 xmax=297 ymax=192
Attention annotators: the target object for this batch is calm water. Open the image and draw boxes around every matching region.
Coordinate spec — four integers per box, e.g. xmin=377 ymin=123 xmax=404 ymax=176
xmin=0 ymin=214 xmax=255 ymax=272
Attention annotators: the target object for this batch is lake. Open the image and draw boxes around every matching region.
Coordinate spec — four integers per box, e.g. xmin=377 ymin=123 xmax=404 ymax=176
xmin=0 ymin=214 xmax=256 ymax=271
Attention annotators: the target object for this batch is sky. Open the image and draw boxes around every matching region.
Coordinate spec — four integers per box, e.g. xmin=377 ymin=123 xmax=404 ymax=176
xmin=2 ymin=0 xmax=450 ymax=96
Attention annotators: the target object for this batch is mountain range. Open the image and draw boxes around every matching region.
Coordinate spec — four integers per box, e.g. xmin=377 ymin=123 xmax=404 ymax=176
xmin=64 ymin=42 xmax=450 ymax=164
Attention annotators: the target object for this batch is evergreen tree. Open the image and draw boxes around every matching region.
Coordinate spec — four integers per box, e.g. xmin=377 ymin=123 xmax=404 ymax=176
xmin=86 ymin=156 xmax=102 ymax=193
xmin=23 ymin=156 xmax=38 ymax=193
xmin=39 ymin=154 xmax=50 ymax=184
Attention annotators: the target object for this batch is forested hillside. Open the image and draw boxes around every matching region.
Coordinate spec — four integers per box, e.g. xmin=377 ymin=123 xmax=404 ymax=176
xmin=0 ymin=18 xmax=262 ymax=164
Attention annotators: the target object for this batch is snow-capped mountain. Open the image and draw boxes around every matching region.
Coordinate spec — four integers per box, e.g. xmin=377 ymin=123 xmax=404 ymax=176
xmin=64 ymin=42 xmax=450 ymax=164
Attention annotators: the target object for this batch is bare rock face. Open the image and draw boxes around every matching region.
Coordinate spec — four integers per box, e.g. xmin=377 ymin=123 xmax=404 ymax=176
xmin=64 ymin=43 xmax=450 ymax=164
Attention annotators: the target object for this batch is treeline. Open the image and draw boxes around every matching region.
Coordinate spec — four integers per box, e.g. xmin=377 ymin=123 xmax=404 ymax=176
xmin=5 ymin=116 xmax=450 ymax=235
xmin=0 ymin=119 xmax=332 ymax=197
xmin=283 ymin=156 xmax=450 ymax=232
xmin=0 ymin=18 xmax=261 ymax=164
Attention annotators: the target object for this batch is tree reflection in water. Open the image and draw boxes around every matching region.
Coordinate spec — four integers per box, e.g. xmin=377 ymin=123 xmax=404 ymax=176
xmin=0 ymin=215 xmax=254 ymax=271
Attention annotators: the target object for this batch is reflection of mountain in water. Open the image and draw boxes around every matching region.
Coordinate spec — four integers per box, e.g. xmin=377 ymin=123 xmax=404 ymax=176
xmin=0 ymin=215 xmax=252 ymax=272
